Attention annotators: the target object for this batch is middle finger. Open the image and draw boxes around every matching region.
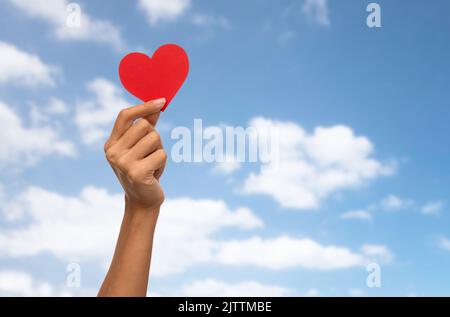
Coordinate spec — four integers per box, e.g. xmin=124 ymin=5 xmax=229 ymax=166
xmin=115 ymin=118 xmax=154 ymax=150
xmin=127 ymin=131 xmax=162 ymax=160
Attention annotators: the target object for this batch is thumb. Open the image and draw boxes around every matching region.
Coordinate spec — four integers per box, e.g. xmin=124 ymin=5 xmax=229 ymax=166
xmin=144 ymin=97 xmax=165 ymax=127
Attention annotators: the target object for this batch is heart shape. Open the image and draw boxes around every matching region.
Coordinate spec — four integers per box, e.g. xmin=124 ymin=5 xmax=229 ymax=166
xmin=119 ymin=44 xmax=189 ymax=111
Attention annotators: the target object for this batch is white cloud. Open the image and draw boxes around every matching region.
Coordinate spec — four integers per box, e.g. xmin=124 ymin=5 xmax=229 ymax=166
xmin=153 ymin=197 xmax=264 ymax=276
xmin=216 ymin=236 xmax=367 ymax=270
xmin=0 ymin=186 xmax=123 ymax=260
xmin=380 ymin=194 xmax=414 ymax=211
xmin=0 ymin=101 xmax=75 ymax=167
xmin=190 ymin=13 xmax=230 ymax=29
xmin=361 ymin=244 xmax=393 ymax=264
xmin=421 ymin=201 xmax=444 ymax=216
xmin=177 ymin=278 xmax=292 ymax=297
xmin=438 ymin=237 xmax=450 ymax=251
xmin=139 ymin=0 xmax=191 ymax=25
xmin=242 ymin=118 xmax=393 ymax=209
xmin=0 ymin=184 xmax=391 ymax=277
xmin=0 ymin=270 xmax=55 ymax=296
xmin=0 ymin=269 xmax=95 ymax=296
xmin=344 ymin=195 xmax=442 ymax=220
xmin=340 ymin=210 xmax=372 ymax=221
xmin=7 ymin=0 xmax=126 ymax=50
xmin=29 ymin=103 xmax=49 ymax=126
xmin=0 ymin=186 xmax=262 ymax=277
xmin=75 ymin=78 xmax=131 ymax=145
xmin=138 ymin=0 xmax=229 ymax=35
xmin=46 ymin=97 xmax=69 ymax=115
xmin=0 ymin=183 xmax=4 ymax=205
xmin=0 ymin=41 xmax=56 ymax=87
xmin=214 ymin=154 xmax=241 ymax=174
xmin=303 ymin=0 xmax=330 ymax=26
xmin=349 ymin=288 xmax=365 ymax=297
xmin=304 ymin=288 xmax=320 ymax=297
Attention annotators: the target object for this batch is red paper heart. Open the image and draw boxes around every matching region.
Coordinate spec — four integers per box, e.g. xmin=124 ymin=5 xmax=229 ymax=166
xmin=118 ymin=44 xmax=189 ymax=111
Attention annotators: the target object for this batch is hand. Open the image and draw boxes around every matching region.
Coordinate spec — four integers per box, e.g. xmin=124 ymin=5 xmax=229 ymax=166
xmin=104 ymin=98 xmax=168 ymax=212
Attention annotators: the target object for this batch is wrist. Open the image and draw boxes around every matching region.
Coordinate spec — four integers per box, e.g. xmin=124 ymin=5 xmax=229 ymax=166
xmin=125 ymin=195 xmax=161 ymax=214
xmin=124 ymin=197 xmax=160 ymax=227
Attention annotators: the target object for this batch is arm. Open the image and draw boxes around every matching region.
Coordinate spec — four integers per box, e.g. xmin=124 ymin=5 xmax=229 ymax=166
xmin=98 ymin=98 xmax=167 ymax=297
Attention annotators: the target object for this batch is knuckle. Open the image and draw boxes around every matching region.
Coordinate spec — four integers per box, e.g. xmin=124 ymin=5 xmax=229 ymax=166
xmin=160 ymin=149 xmax=168 ymax=161
xmin=151 ymin=131 xmax=162 ymax=144
xmin=127 ymin=167 xmax=141 ymax=182
xmin=138 ymin=118 xmax=151 ymax=130
xmin=105 ymin=147 xmax=118 ymax=162
xmin=118 ymin=108 xmax=129 ymax=120
xmin=103 ymin=141 xmax=110 ymax=154
xmin=116 ymin=155 xmax=129 ymax=170
xmin=157 ymin=190 xmax=165 ymax=204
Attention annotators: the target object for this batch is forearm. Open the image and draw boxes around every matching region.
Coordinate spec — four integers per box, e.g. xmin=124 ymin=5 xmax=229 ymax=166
xmin=98 ymin=199 xmax=159 ymax=297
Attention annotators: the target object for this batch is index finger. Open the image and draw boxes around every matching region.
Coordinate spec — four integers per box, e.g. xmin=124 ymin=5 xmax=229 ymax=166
xmin=109 ymin=98 xmax=165 ymax=143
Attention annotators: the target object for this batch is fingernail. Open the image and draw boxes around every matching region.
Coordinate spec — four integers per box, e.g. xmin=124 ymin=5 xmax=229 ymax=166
xmin=152 ymin=98 xmax=166 ymax=107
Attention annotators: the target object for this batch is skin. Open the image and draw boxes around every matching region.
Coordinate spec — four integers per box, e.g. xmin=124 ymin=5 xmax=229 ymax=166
xmin=98 ymin=98 xmax=167 ymax=297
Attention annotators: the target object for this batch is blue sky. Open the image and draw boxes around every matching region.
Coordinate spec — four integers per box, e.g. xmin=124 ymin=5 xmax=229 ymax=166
xmin=0 ymin=0 xmax=449 ymax=296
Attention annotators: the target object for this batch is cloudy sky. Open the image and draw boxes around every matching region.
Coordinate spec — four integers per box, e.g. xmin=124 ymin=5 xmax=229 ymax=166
xmin=0 ymin=0 xmax=449 ymax=296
